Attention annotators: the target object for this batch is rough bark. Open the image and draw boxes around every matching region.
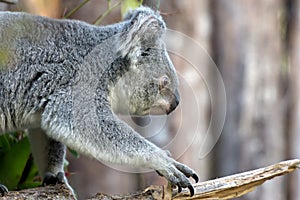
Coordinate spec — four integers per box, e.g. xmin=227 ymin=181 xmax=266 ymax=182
xmin=2 ymin=159 xmax=299 ymax=200
xmin=1 ymin=184 xmax=75 ymax=200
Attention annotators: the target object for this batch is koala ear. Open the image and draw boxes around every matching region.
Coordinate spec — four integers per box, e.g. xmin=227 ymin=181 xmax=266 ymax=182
xmin=116 ymin=7 xmax=166 ymax=62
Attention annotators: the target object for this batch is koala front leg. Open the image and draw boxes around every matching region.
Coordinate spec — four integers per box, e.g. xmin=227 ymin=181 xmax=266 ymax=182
xmin=93 ymin=114 xmax=198 ymax=195
xmin=42 ymin=89 xmax=198 ymax=196
xmin=45 ymin=106 xmax=198 ymax=196
xmin=28 ymin=128 xmax=66 ymax=185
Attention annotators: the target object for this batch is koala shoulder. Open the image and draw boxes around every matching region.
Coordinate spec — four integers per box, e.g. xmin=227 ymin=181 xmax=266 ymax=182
xmin=0 ymin=11 xmax=95 ymax=41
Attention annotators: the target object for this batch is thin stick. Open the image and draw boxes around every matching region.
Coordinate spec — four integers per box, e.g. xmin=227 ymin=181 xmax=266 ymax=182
xmin=93 ymin=0 xmax=121 ymax=25
xmin=64 ymin=0 xmax=90 ymax=19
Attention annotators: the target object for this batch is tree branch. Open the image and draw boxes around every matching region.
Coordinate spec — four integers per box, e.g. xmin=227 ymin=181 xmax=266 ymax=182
xmin=2 ymin=159 xmax=299 ymax=200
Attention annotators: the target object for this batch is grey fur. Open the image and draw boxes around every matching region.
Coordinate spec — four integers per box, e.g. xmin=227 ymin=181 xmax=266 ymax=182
xmin=0 ymin=7 xmax=198 ymax=196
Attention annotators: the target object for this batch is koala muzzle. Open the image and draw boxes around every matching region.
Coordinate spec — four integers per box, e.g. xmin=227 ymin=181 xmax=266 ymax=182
xmin=150 ymin=89 xmax=180 ymax=115
xmin=166 ymin=89 xmax=180 ymax=115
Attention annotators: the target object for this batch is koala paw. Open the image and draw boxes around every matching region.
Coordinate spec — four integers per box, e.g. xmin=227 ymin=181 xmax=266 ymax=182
xmin=0 ymin=184 xmax=8 ymax=197
xmin=42 ymin=172 xmax=65 ymax=186
xmin=156 ymin=160 xmax=198 ymax=196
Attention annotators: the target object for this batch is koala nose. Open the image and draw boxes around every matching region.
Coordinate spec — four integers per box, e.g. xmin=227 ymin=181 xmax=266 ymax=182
xmin=167 ymin=89 xmax=180 ymax=115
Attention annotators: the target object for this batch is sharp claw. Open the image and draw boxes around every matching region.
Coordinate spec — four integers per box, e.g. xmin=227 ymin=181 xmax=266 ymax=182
xmin=0 ymin=184 xmax=8 ymax=197
xmin=43 ymin=172 xmax=64 ymax=185
xmin=177 ymin=184 xmax=182 ymax=193
xmin=192 ymin=173 xmax=199 ymax=183
xmin=188 ymin=185 xmax=195 ymax=197
xmin=156 ymin=170 xmax=163 ymax=177
xmin=56 ymin=172 xmax=64 ymax=183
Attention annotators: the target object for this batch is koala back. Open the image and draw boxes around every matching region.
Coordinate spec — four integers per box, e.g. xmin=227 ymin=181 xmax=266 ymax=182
xmin=0 ymin=7 xmax=179 ymax=133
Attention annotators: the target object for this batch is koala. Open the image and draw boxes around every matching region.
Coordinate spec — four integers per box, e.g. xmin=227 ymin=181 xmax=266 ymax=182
xmin=0 ymin=7 xmax=198 ymax=197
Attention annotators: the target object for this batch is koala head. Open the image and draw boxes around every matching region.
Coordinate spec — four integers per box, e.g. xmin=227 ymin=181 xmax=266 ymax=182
xmin=108 ymin=7 xmax=179 ymax=116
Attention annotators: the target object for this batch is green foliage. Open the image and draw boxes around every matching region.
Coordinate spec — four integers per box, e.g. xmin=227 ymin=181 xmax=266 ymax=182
xmin=121 ymin=0 xmax=143 ymax=18
xmin=68 ymin=148 xmax=80 ymax=159
xmin=0 ymin=133 xmax=40 ymax=190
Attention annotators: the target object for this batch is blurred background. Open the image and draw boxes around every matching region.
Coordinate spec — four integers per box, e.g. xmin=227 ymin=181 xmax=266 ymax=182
xmin=0 ymin=0 xmax=299 ymax=199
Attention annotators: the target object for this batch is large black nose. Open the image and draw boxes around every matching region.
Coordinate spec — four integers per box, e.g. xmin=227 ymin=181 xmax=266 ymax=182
xmin=167 ymin=89 xmax=180 ymax=114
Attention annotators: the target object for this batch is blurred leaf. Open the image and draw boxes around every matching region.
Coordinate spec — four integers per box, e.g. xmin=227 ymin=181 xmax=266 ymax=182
xmin=0 ymin=134 xmax=12 ymax=152
xmin=18 ymin=154 xmax=40 ymax=189
xmin=121 ymin=0 xmax=143 ymax=18
xmin=17 ymin=181 xmax=40 ymax=190
xmin=68 ymin=148 xmax=80 ymax=159
xmin=0 ymin=137 xmax=32 ymax=189
xmin=18 ymin=165 xmax=40 ymax=190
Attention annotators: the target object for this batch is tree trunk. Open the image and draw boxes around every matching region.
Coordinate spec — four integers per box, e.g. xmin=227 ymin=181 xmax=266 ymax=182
xmin=211 ymin=0 xmax=286 ymax=199
xmin=288 ymin=0 xmax=300 ymax=199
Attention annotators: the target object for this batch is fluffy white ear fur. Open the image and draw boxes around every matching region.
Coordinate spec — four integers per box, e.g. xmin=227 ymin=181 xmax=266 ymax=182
xmin=116 ymin=8 xmax=165 ymax=62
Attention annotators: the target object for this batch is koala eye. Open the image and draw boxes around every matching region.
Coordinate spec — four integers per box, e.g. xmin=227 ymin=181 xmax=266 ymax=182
xmin=159 ymin=75 xmax=170 ymax=90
